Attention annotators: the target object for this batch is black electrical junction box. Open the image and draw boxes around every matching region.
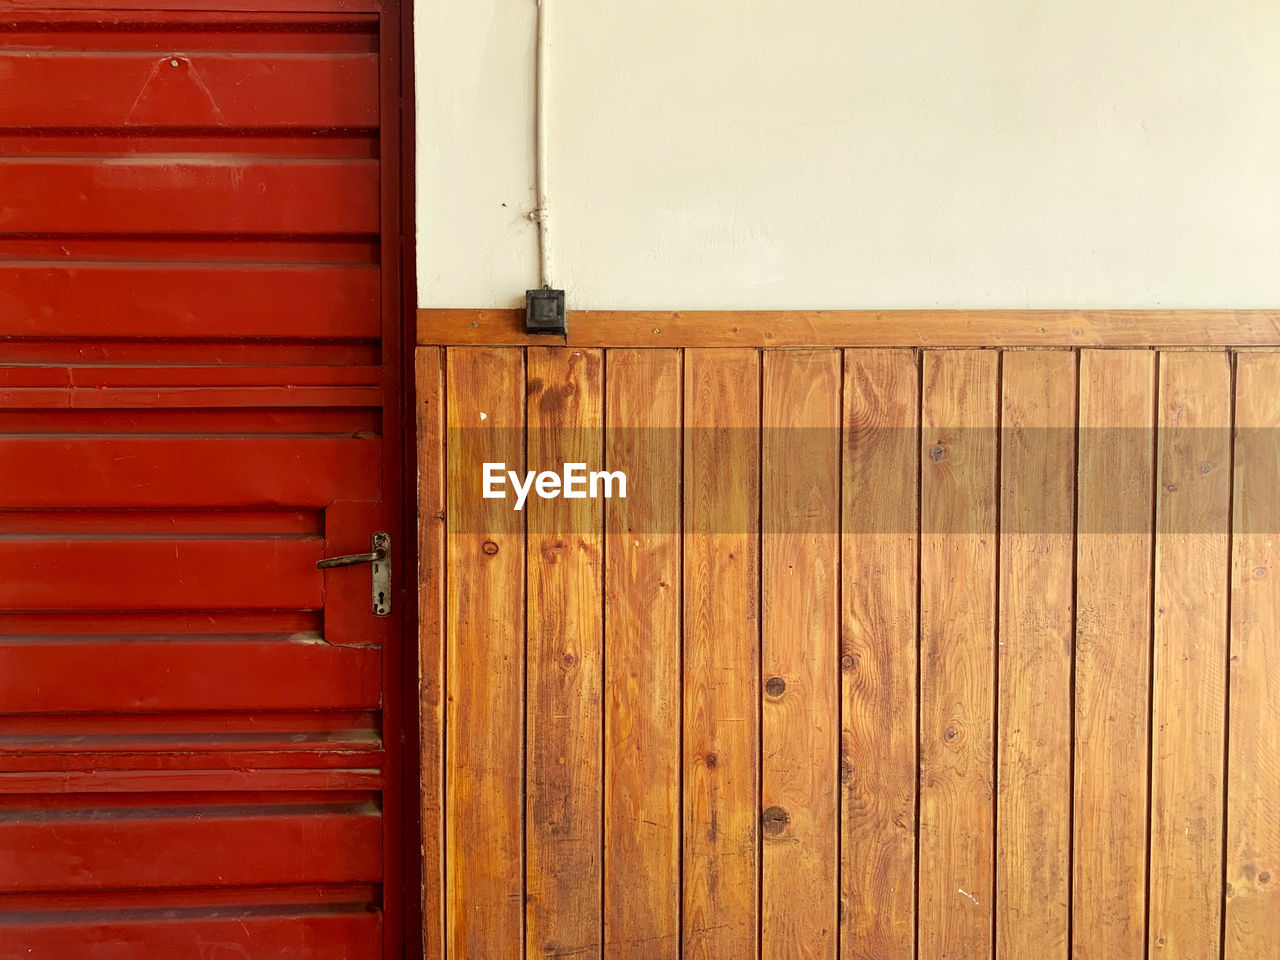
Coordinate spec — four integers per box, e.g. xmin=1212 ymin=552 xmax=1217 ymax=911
xmin=525 ymin=288 xmax=566 ymax=336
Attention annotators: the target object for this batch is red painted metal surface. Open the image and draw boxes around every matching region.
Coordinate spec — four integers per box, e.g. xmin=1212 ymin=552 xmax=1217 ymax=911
xmin=0 ymin=4 xmax=408 ymax=958
xmin=0 ymin=264 xmax=381 ymax=340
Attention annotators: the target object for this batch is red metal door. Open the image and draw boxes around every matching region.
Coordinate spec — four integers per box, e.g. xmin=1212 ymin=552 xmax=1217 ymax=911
xmin=0 ymin=2 xmax=412 ymax=957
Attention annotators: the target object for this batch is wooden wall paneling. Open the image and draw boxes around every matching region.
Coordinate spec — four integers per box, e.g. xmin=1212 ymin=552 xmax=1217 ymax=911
xmin=1073 ymin=349 xmax=1156 ymax=960
xmin=918 ymin=349 xmax=999 ymax=960
xmin=683 ymin=348 xmax=761 ymax=960
xmin=761 ymin=349 xmax=841 ymax=960
xmin=444 ymin=347 xmax=526 ymax=960
xmin=839 ymin=349 xmax=919 ymax=960
xmin=603 ymin=349 xmax=683 ymax=959
xmin=1225 ymin=352 xmax=1280 ymax=958
xmin=525 ymin=347 xmax=605 ymax=960
xmin=996 ymin=351 xmax=1076 ymax=960
xmin=1148 ymin=352 xmax=1232 ymax=958
xmin=423 ymin=340 xmax=1279 ymax=959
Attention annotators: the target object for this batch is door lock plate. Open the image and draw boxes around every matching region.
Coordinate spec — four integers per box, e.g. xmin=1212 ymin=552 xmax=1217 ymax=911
xmin=369 ymin=532 xmax=391 ymax=617
xmin=317 ymin=532 xmax=391 ymax=617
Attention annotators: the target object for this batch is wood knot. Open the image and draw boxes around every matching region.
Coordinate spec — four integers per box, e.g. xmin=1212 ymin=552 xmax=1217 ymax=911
xmin=929 ymin=444 xmax=946 ymax=462
xmin=704 ymin=753 xmax=718 ymax=769
xmin=761 ymin=806 xmax=790 ymax=836
xmin=481 ymin=540 xmax=499 ymax=556
xmin=840 ymin=653 xmax=856 ymax=671
xmin=765 ymin=676 xmax=786 ymax=697
xmin=1255 ymin=567 xmax=1268 ymax=579
xmin=944 ymin=726 xmax=959 ymax=742
xmin=1260 ymin=871 xmax=1271 ymax=884
xmin=840 ymin=760 xmax=853 ymax=783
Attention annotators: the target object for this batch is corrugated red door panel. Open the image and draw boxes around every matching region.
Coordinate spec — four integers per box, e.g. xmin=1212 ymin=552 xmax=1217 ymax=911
xmin=0 ymin=264 xmax=380 ymax=340
xmin=0 ymin=798 xmax=383 ymax=890
xmin=0 ymin=438 xmax=382 ymax=507
xmin=0 ymin=366 xmax=382 ymax=388
xmin=0 ymin=639 xmax=381 ymax=712
xmin=2 ymin=912 xmax=383 ymax=960
xmin=0 ymin=53 xmax=378 ymax=128
xmin=0 ymin=5 xmax=402 ymax=958
xmin=0 ymin=538 xmax=324 ymax=610
xmin=0 ymin=159 xmax=378 ymax=234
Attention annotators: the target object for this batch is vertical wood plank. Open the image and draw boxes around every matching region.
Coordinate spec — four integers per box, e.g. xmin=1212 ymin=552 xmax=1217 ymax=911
xmin=525 ymin=347 xmax=604 ymax=960
xmin=445 ymin=347 xmax=525 ymax=960
xmin=761 ymin=349 xmax=840 ymax=960
xmin=1073 ymin=349 xmax=1155 ymax=960
xmin=1225 ymin=352 xmax=1280 ymax=959
xmin=417 ymin=347 xmax=446 ymax=960
xmin=996 ymin=351 xmax=1075 ymax=960
xmin=604 ymin=348 xmax=682 ymax=959
xmin=1149 ymin=352 xmax=1231 ymax=959
xmin=918 ymin=349 xmax=998 ymax=960
xmin=684 ymin=348 xmax=760 ymax=960
xmin=840 ymin=349 xmax=918 ymax=960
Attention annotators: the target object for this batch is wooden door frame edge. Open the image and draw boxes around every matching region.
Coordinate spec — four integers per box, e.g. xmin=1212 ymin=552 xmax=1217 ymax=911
xmin=395 ymin=1 xmax=431 ymax=958
xmin=417 ymin=307 xmax=1280 ymax=348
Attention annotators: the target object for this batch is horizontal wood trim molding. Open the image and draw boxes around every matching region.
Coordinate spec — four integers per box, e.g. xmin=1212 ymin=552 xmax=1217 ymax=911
xmin=418 ymin=308 xmax=1280 ymax=348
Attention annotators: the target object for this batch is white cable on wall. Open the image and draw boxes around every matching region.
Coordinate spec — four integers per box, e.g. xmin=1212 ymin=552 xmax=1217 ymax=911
xmin=532 ymin=0 xmax=553 ymax=289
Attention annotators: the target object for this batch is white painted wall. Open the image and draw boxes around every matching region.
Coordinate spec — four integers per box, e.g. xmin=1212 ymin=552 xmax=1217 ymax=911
xmin=416 ymin=0 xmax=1280 ymax=309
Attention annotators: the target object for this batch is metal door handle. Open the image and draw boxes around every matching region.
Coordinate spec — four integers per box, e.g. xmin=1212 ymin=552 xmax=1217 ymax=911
xmin=317 ymin=546 xmax=387 ymax=569
xmin=317 ymin=532 xmax=391 ymax=617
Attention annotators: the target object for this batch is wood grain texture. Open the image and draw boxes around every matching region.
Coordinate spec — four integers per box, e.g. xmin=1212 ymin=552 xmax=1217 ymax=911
xmin=839 ymin=349 xmax=918 ymax=960
xmin=761 ymin=350 xmax=840 ymax=960
xmin=603 ymin=349 xmax=682 ymax=959
xmin=1225 ymin=352 xmax=1280 ymax=959
xmin=425 ymin=342 xmax=1273 ymax=960
xmin=918 ymin=349 xmax=998 ymax=960
xmin=525 ymin=348 xmax=605 ymax=960
xmin=1073 ymin=350 xmax=1155 ymax=960
xmin=445 ymin=347 xmax=525 ymax=960
xmin=1148 ymin=352 xmax=1231 ymax=959
xmin=418 ymin=309 xmax=1280 ymax=348
xmin=416 ymin=347 xmax=446 ymax=960
xmin=683 ymin=349 xmax=760 ymax=960
xmin=996 ymin=351 xmax=1076 ymax=960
